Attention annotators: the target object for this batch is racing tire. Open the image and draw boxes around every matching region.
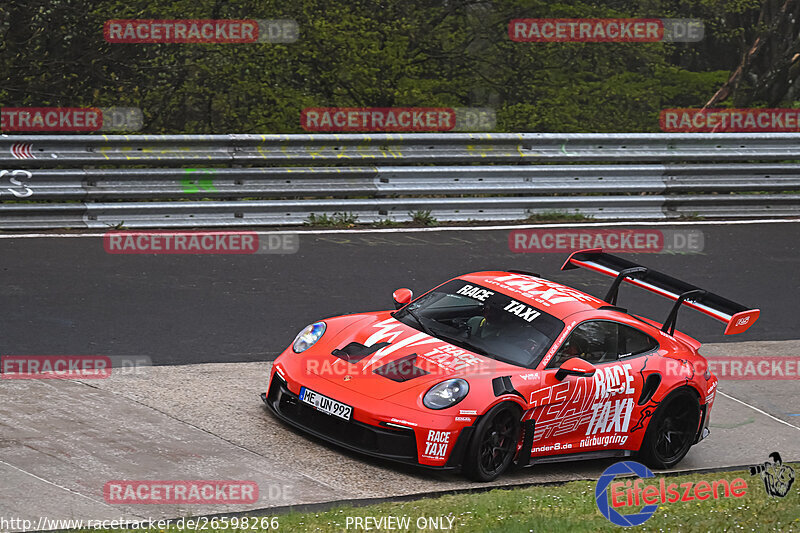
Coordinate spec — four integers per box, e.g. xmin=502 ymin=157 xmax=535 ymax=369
xmin=463 ymin=402 xmax=521 ymax=482
xmin=637 ymin=388 xmax=701 ymax=470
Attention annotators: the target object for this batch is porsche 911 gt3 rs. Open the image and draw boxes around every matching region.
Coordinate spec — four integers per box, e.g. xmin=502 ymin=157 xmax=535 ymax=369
xmin=262 ymin=249 xmax=759 ymax=481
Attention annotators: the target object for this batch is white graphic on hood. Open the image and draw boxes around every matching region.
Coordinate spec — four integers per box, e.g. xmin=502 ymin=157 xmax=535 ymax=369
xmin=361 ymin=318 xmax=439 ymax=368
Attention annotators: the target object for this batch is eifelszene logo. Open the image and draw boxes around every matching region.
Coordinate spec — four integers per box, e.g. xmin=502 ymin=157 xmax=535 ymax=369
xmin=596 ymin=461 xmax=658 ymax=527
xmin=749 ymin=452 xmax=795 ymax=497
xmin=596 ymin=461 xmax=748 ymax=527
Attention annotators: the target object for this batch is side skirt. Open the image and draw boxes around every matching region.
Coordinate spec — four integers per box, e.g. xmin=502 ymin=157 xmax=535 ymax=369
xmin=530 ymin=449 xmax=633 ymax=465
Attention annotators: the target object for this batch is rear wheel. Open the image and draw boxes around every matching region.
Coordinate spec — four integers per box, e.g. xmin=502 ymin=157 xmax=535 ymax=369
xmin=463 ymin=403 xmax=521 ymax=481
xmin=638 ymin=389 xmax=701 ymax=469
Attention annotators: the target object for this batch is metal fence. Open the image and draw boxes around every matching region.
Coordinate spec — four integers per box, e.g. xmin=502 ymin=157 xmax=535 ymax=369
xmin=1 ymin=133 xmax=799 ymax=229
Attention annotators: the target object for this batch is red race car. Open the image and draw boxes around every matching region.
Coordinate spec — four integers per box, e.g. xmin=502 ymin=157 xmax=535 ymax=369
xmin=262 ymin=249 xmax=759 ymax=481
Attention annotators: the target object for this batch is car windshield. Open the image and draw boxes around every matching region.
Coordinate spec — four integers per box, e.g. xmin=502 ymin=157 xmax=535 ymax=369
xmin=394 ymin=279 xmax=564 ymax=369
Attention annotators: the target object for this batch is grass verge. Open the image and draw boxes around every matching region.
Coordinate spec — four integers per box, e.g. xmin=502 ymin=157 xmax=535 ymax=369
xmin=74 ymin=465 xmax=799 ymax=532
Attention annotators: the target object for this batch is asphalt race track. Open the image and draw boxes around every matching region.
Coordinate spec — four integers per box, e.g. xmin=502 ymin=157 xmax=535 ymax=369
xmin=0 ymin=221 xmax=798 ymax=365
xmin=1 ymin=220 xmax=799 ymax=529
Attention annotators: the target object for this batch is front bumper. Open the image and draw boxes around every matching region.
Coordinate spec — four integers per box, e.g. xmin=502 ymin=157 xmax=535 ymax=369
xmin=262 ymin=372 xmax=472 ymax=469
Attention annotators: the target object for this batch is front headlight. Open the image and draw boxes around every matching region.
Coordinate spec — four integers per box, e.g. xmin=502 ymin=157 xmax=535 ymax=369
xmin=423 ymin=378 xmax=469 ymax=410
xmin=292 ymin=322 xmax=326 ymax=353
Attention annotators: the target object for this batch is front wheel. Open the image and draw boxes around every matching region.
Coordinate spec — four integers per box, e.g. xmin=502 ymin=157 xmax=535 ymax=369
xmin=463 ymin=403 xmax=521 ymax=481
xmin=637 ymin=389 xmax=701 ymax=469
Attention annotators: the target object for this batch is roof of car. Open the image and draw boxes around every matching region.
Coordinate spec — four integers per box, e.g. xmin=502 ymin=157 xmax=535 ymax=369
xmin=459 ymin=271 xmax=607 ymax=320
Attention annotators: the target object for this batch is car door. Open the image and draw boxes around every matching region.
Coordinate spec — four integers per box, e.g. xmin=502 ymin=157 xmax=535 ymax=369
xmin=526 ymin=319 xmax=658 ymax=457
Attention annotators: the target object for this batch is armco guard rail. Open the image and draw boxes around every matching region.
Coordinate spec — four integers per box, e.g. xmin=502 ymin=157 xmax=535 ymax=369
xmin=1 ymin=133 xmax=799 ymax=229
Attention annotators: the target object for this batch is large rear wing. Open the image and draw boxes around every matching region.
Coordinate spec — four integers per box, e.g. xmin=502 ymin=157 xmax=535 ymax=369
xmin=561 ymin=248 xmax=759 ymax=335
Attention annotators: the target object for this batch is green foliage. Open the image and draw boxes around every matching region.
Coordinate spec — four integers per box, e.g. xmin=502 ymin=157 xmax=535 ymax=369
xmin=0 ymin=0 xmax=775 ymax=133
xmin=373 ymin=218 xmax=399 ymax=227
xmin=526 ymin=211 xmax=592 ymax=222
xmin=304 ymin=212 xmax=358 ymax=227
xmin=409 ymin=209 xmax=437 ymax=226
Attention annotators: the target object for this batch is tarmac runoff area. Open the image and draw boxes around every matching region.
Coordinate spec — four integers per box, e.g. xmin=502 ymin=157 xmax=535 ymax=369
xmin=1 ymin=340 xmax=799 ymax=531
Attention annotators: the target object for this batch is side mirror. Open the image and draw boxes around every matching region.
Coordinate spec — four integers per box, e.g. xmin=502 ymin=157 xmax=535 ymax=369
xmin=392 ymin=288 xmax=413 ymax=309
xmin=555 ymin=357 xmax=596 ymax=381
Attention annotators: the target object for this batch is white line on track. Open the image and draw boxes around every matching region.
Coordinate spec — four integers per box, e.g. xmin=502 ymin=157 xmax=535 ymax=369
xmin=717 ymin=390 xmax=800 ymax=431
xmin=0 ymin=458 xmax=122 ymax=510
xmin=0 ymin=218 xmax=798 ymax=238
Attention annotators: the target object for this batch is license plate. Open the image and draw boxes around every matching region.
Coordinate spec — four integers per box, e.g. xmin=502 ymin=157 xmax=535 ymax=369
xmin=299 ymin=386 xmax=353 ymax=421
